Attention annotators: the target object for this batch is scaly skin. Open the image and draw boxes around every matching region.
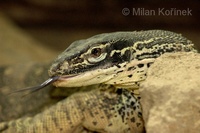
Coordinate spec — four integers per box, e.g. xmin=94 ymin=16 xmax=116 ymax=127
xmin=0 ymin=30 xmax=197 ymax=133
xmin=0 ymin=85 xmax=144 ymax=133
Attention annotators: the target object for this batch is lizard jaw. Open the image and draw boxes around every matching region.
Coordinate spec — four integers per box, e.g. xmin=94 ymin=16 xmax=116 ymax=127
xmin=52 ymin=66 xmax=119 ymax=87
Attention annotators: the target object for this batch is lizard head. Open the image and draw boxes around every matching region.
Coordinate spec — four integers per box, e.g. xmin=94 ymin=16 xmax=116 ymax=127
xmin=48 ymin=30 xmax=196 ymax=88
xmin=49 ymin=32 xmax=137 ymax=88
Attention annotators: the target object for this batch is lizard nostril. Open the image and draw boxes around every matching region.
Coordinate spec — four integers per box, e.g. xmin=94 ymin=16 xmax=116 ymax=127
xmin=49 ymin=61 xmax=70 ymax=77
xmin=48 ymin=63 xmax=61 ymax=76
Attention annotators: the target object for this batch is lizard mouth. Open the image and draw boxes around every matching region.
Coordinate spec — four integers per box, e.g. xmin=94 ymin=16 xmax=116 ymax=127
xmin=52 ymin=73 xmax=95 ymax=87
xmin=52 ymin=74 xmax=79 ymax=86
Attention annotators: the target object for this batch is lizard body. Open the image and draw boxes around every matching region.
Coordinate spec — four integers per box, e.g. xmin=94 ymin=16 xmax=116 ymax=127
xmin=0 ymin=30 xmax=197 ymax=133
xmin=0 ymin=86 xmax=143 ymax=133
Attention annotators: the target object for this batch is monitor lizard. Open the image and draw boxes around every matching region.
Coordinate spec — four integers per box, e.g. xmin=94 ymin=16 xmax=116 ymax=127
xmin=0 ymin=30 xmax=197 ymax=133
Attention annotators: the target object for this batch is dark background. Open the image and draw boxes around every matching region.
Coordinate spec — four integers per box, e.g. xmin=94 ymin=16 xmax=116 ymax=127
xmin=0 ymin=0 xmax=200 ymax=52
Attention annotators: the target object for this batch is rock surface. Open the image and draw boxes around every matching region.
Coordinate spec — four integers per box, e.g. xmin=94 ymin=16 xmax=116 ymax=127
xmin=140 ymin=52 xmax=200 ymax=133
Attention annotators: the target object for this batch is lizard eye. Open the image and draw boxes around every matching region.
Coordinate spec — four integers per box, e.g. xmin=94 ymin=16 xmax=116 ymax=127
xmin=87 ymin=48 xmax=107 ymax=63
xmin=91 ymin=48 xmax=102 ymax=57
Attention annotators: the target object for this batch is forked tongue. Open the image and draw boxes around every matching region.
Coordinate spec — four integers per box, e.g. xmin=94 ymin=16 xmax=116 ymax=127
xmin=10 ymin=76 xmax=59 ymax=96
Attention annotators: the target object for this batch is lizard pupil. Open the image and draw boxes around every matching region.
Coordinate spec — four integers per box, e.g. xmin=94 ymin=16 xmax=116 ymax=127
xmin=91 ymin=48 xmax=101 ymax=57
